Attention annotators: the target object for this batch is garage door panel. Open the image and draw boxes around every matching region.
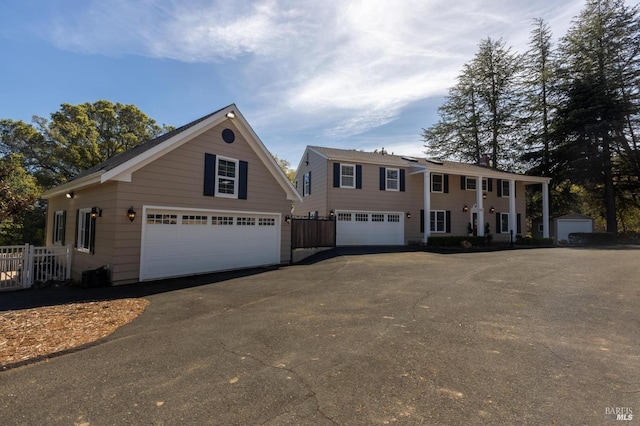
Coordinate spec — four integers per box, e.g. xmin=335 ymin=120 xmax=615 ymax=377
xmin=336 ymin=211 xmax=404 ymax=246
xmin=141 ymin=209 xmax=280 ymax=281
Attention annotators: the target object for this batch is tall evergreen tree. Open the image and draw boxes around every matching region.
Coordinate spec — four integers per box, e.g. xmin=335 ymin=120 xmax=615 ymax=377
xmin=553 ymin=0 xmax=640 ymax=234
xmin=423 ymin=38 xmax=522 ymax=170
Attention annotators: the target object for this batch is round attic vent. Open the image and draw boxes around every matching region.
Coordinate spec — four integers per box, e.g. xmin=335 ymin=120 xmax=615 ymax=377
xmin=222 ymin=128 xmax=235 ymax=144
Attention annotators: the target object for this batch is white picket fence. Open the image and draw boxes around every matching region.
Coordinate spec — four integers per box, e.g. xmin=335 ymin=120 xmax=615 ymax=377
xmin=0 ymin=244 xmax=72 ymax=291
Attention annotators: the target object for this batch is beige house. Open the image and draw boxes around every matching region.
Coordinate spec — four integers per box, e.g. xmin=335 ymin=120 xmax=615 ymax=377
xmin=294 ymin=146 xmax=550 ymax=245
xmin=41 ymin=105 xmax=301 ymax=285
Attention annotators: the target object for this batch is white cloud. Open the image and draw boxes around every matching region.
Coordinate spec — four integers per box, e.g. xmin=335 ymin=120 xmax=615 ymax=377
xmin=44 ymin=0 xmax=589 ymax=142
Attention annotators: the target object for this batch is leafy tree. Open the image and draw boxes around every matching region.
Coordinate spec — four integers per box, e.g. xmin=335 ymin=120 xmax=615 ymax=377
xmin=271 ymin=154 xmax=295 ymax=183
xmin=0 ymin=100 xmax=172 ymax=188
xmin=0 ymin=153 xmax=39 ymax=222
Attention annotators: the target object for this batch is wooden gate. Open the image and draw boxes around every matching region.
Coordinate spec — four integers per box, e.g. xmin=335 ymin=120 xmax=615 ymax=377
xmin=291 ymin=217 xmax=336 ymax=249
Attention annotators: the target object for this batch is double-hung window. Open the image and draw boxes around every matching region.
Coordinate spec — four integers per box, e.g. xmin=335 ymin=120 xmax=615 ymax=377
xmin=500 ymin=213 xmax=510 ymax=233
xmin=501 ymin=180 xmax=510 ymax=197
xmin=77 ymin=208 xmax=95 ymax=253
xmin=466 ymin=178 xmax=477 ymax=191
xmin=432 ymin=174 xmax=443 ymax=193
xmin=430 ymin=210 xmax=447 ymax=233
xmin=216 ymin=157 xmax=238 ymax=198
xmin=340 ymin=164 xmax=355 ymax=188
xmin=386 ymin=168 xmax=399 ymax=191
xmin=53 ymin=211 xmax=65 ymax=245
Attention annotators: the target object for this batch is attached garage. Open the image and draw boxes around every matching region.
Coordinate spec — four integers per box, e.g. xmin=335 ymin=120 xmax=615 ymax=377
xmin=336 ymin=210 xmax=404 ymax=246
xmin=140 ymin=207 xmax=281 ymax=281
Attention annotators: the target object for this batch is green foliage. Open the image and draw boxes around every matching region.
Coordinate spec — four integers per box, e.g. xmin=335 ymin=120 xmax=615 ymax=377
xmin=568 ymin=232 xmax=617 ymax=246
xmin=0 ymin=153 xmax=40 ymax=222
xmin=426 ymin=236 xmax=488 ymax=247
xmin=517 ymin=237 xmax=554 ymax=246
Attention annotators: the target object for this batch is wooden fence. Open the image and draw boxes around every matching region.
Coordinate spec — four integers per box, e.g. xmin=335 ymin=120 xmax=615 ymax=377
xmin=291 ymin=217 xmax=336 ymax=249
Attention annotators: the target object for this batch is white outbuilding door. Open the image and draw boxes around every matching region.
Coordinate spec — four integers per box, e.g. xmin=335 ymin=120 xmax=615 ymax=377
xmin=335 ymin=210 xmax=404 ymax=246
xmin=140 ymin=208 xmax=281 ymax=281
xmin=556 ymin=218 xmax=593 ymax=242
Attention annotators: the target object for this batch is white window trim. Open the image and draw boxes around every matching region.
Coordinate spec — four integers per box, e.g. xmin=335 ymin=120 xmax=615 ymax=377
xmin=340 ymin=163 xmax=356 ymax=188
xmin=303 ymin=172 xmax=310 ymax=196
xmin=215 ymin=156 xmax=239 ymax=199
xmin=466 ymin=177 xmax=477 ymax=191
xmin=76 ymin=208 xmax=93 ymax=253
xmin=431 ymin=173 xmax=443 ymax=193
xmin=386 ymin=168 xmax=400 ymax=191
xmin=501 ymin=180 xmax=510 ymax=197
xmin=53 ymin=210 xmax=65 ymax=245
xmin=500 ymin=212 xmax=510 ymax=233
xmin=430 ymin=210 xmax=447 ymax=233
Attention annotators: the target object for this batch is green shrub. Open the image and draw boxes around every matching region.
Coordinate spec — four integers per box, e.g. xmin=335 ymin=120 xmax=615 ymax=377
xmin=568 ymin=232 xmax=617 ymax=246
xmin=517 ymin=237 xmax=554 ymax=246
xmin=426 ymin=236 xmax=487 ymax=247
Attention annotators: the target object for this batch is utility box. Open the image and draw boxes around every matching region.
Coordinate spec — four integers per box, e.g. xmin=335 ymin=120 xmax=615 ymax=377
xmin=81 ymin=266 xmax=110 ymax=288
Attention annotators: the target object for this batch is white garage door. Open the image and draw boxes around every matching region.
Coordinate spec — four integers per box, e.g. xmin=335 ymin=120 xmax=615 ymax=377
xmin=557 ymin=219 xmax=593 ymax=242
xmin=336 ymin=210 xmax=404 ymax=246
xmin=140 ymin=208 xmax=281 ymax=281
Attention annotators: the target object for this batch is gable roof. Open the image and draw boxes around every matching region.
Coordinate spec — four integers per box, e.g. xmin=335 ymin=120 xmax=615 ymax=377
xmin=42 ymin=104 xmax=302 ymax=201
xmin=306 ymin=146 xmax=550 ymax=184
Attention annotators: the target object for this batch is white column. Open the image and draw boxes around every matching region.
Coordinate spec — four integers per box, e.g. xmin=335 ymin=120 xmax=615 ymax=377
xmin=423 ymin=171 xmax=431 ymax=243
xmin=476 ymin=175 xmax=484 ymax=236
xmin=542 ymin=181 xmax=550 ymax=238
xmin=509 ymin=179 xmax=517 ymax=240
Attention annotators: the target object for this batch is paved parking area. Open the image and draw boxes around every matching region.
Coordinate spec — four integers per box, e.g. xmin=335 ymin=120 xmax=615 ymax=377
xmin=1 ymin=247 xmax=639 ymax=425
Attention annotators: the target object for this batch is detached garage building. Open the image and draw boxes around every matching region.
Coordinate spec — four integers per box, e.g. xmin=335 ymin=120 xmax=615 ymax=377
xmin=42 ymin=105 xmax=301 ymax=285
xmin=553 ymin=213 xmax=595 ymax=244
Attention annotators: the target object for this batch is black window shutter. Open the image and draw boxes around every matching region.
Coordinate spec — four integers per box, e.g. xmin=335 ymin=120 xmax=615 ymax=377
xmin=420 ymin=210 xmax=424 ymax=233
xmin=400 ymin=169 xmax=406 ymax=192
xmin=460 ymin=175 xmax=466 ymax=190
xmin=204 ymin=153 xmax=216 ymax=196
xmin=379 ymin=167 xmax=386 ymax=190
xmin=446 ymin=211 xmax=451 ymax=233
xmin=517 ymin=213 xmax=522 ymax=234
xmin=356 ymin=165 xmax=362 ymax=189
xmin=238 ymin=160 xmax=248 ymax=200
xmin=333 ymin=163 xmax=340 ymax=188
xmin=90 ymin=216 xmax=96 ymax=254
xmin=443 ymin=174 xmax=449 ymax=193
xmin=514 ymin=183 xmax=517 ymax=198
xmin=496 ymin=212 xmax=501 ymax=234
xmin=488 ymin=178 xmax=493 ymax=192
xmin=497 ymin=179 xmax=502 ymax=197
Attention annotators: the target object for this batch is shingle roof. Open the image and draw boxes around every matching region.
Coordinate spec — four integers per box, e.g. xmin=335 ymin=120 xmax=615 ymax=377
xmin=69 ymin=107 xmax=224 ymax=182
xmin=308 ymin=145 xmax=549 ymax=182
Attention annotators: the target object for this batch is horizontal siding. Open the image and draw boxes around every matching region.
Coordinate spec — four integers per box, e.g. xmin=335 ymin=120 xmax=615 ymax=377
xmin=293 ymin=149 xmax=328 ymax=216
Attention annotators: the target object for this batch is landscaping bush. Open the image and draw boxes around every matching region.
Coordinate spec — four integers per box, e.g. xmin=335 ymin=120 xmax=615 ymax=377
xmin=517 ymin=237 xmax=554 ymax=246
xmin=568 ymin=232 xmax=617 ymax=246
xmin=426 ymin=236 xmax=487 ymax=247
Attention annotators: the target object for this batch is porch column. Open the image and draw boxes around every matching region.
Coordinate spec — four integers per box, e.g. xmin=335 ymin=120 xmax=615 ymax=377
xmin=509 ymin=179 xmax=517 ymax=240
xmin=423 ymin=171 xmax=431 ymax=243
xmin=476 ymin=175 xmax=484 ymax=237
xmin=542 ymin=181 xmax=550 ymax=238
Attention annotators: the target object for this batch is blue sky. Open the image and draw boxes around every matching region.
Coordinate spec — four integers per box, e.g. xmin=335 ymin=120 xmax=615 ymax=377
xmin=0 ymin=0 xmax=609 ymax=168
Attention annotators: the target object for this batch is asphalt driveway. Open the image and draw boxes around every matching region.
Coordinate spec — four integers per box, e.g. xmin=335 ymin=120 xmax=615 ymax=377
xmin=1 ymin=247 xmax=639 ymax=425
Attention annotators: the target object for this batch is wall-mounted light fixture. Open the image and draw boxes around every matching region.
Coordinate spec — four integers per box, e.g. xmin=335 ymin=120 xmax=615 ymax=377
xmin=285 ymin=214 xmax=292 ymax=224
xmin=330 ymin=209 xmax=335 ymax=218
xmin=462 ymin=205 xmax=469 ymax=212
xmin=489 ymin=206 xmax=496 ymax=213
xmin=90 ymin=207 xmax=102 ymax=219
xmin=483 ymin=192 xmax=487 ymax=199
xmin=406 ymin=212 xmax=411 ymax=219
xmin=66 ymin=191 xmax=74 ymax=199
xmin=127 ymin=206 xmax=136 ymax=222
xmin=226 ymin=111 xmax=236 ymax=119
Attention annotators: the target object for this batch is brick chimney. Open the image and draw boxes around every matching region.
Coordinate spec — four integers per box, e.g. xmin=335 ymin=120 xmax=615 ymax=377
xmin=478 ymin=154 xmax=490 ymax=167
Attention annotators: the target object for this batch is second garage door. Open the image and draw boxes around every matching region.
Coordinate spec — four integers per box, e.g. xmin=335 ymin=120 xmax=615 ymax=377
xmin=336 ymin=210 xmax=404 ymax=246
xmin=140 ymin=208 xmax=281 ymax=281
